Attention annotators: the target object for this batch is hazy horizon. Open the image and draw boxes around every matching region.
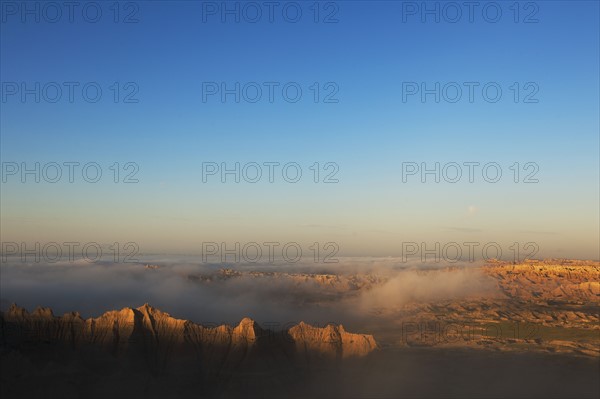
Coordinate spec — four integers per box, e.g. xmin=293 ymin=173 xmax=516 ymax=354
xmin=1 ymin=1 xmax=598 ymax=398
xmin=1 ymin=1 xmax=599 ymax=261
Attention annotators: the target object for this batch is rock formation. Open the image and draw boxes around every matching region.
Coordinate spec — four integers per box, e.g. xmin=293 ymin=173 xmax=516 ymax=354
xmin=0 ymin=303 xmax=377 ymax=361
xmin=0 ymin=304 xmax=377 ymax=398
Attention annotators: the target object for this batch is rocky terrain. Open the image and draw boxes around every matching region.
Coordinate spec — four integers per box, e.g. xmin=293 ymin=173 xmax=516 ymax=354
xmin=186 ymin=268 xmax=386 ymax=304
xmin=0 ymin=303 xmax=377 ymax=397
xmin=484 ymin=259 xmax=600 ymax=303
xmin=189 ymin=268 xmax=385 ymax=290
xmin=183 ymin=260 xmax=599 ymax=357
xmin=0 ymin=303 xmax=376 ymax=360
xmin=1 ymin=259 xmax=598 ymax=398
xmin=358 ymin=260 xmax=600 ymax=356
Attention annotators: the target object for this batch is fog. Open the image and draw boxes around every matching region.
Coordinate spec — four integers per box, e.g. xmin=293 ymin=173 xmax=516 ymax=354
xmin=0 ymin=256 xmax=501 ymax=327
xmin=2 ymin=256 xmax=599 ymax=399
xmin=356 ymin=266 xmax=499 ymax=310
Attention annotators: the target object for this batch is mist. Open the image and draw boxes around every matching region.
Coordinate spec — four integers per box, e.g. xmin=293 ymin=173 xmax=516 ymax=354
xmin=0 ymin=256 xmax=502 ymax=328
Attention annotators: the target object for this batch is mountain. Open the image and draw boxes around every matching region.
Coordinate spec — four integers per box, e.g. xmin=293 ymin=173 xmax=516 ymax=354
xmin=0 ymin=303 xmax=377 ymax=398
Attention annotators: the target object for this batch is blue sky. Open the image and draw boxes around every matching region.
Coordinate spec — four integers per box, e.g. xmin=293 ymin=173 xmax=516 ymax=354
xmin=1 ymin=1 xmax=599 ymax=259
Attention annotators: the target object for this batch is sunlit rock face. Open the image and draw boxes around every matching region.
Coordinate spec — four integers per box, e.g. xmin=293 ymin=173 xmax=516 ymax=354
xmin=0 ymin=304 xmax=377 ymax=397
xmin=483 ymin=261 xmax=600 ymax=303
xmin=0 ymin=303 xmax=376 ymax=363
xmin=288 ymin=321 xmax=377 ymax=361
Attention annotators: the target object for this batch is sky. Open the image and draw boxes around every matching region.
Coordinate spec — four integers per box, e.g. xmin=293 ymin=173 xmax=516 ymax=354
xmin=1 ymin=0 xmax=599 ymax=260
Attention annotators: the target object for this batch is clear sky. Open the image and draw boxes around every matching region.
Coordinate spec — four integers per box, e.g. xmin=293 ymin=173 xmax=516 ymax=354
xmin=1 ymin=1 xmax=599 ymax=260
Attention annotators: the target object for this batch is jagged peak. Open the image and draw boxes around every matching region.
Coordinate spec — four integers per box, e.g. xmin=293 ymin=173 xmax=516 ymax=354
xmin=32 ymin=306 xmax=54 ymax=318
xmin=293 ymin=321 xmax=339 ymax=331
xmin=135 ymin=304 xmax=184 ymax=327
xmin=287 ymin=321 xmax=377 ymax=358
xmin=237 ymin=317 xmax=257 ymax=327
xmin=8 ymin=303 xmax=25 ymax=311
xmin=93 ymin=307 xmax=136 ymax=321
xmin=62 ymin=311 xmax=83 ymax=320
xmin=0 ymin=304 xmax=376 ymax=349
xmin=138 ymin=302 xmax=154 ymax=311
xmin=233 ymin=317 xmax=263 ymax=341
xmin=0 ymin=304 xmax=378 ymax=358
xmin=6 ymin=303 xmax=28 ymax=317
xmin=136 ymin=303 xmax=175 ymax=318
xmin=136 ymin=303 xmax=158 ymax=315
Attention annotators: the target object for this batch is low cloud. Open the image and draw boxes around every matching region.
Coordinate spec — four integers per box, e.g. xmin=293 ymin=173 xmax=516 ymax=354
xmin=0 ymin=256 xmax=499 ymax=328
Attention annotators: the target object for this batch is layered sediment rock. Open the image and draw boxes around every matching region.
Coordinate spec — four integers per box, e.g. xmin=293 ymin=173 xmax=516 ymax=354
xmin=0 ymin=304 xmax=377 ymax=397
xmin=289 ymin=321 xmax=378 ymax=360
xmin=0 ymin=303 xmax=377 ymax=361
xmin=484 ymin=261 xmax=600 ymax=303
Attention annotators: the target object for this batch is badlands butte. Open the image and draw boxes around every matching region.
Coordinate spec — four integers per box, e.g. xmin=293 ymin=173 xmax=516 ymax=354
xmin=1 ymin=259 xmax=599 ymax=398
xmin=184 ymin=259 xmax=599 ymax=356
